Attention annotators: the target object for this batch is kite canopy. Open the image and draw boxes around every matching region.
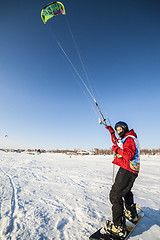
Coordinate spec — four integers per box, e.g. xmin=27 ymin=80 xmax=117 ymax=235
xmin=41 ymin=1 xmax=66 ymax=24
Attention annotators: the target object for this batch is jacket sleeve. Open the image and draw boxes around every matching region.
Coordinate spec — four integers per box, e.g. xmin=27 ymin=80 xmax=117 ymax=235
xmin=106 ymin=126 xmax=117 ymax=144
xmin=116 ymin=137 xmax=136 ymax=161
xmin=111 ymin=132 xmax=117 ymax=144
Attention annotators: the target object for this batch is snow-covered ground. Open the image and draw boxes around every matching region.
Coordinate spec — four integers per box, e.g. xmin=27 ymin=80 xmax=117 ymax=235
xmin=0 ymin=151 xmax=159 ymax=240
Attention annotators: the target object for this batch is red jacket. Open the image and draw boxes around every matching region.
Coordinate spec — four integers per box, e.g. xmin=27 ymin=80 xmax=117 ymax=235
xmin=112 ymin=129 xmax=140 ymax=174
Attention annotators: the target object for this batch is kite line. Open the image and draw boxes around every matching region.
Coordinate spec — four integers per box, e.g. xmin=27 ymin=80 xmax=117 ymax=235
xmin=41 ymin=1 xmax=109 ymax=127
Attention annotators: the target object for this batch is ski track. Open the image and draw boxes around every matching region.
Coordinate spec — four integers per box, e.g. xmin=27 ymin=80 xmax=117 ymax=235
xmin=0 ymin=152 xmax=159 ymax=239
xmin=0 ymin=167 xmax=19 ymax=239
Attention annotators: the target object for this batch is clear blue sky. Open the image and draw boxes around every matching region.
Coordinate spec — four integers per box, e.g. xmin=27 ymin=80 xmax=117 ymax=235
xmin=0 ymin=0 xmax=160 ymax=150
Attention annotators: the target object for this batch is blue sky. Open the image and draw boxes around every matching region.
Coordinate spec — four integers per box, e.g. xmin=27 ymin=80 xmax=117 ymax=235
xmin=0 ymin=0 xmax=160 ymax=150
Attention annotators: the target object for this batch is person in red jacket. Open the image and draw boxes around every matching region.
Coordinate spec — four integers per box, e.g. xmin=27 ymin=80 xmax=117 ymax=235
xmin=104 ymin=121 xmax=140 ymax=237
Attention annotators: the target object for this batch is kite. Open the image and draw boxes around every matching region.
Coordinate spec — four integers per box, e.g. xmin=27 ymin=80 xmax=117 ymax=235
xmin=41 ymin=1 xmax=66 ymax=24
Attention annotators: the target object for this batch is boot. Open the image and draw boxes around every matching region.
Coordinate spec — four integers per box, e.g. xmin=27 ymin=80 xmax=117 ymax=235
xmin=104 ymin=220 xmax=127 ymax=237
xmin=124 ymin=203 xmax=138 ymax=222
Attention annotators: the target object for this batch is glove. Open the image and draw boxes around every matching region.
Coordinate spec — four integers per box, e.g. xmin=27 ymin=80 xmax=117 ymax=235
xmin=112 ymin=144 xmax=119 ymax=153
xmin=105 ymin=125 xmax=115 ymax=134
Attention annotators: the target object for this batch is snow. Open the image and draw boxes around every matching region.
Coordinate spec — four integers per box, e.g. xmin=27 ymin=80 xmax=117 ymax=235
xmin=0 ymin=151 xmax=160 ymax=240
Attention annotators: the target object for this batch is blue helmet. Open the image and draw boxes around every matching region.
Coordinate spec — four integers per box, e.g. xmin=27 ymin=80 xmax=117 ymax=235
xmin=115 ymin=121 xmax=129 ymax=131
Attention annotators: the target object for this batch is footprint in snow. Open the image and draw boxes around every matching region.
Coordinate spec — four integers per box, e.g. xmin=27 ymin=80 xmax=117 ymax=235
xmin=57 ymin=218 xmax=69 ymax=230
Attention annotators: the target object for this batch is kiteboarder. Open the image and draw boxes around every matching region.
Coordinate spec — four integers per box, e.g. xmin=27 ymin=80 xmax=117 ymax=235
xmin=104 ymin=121 xmax=140 ymax=236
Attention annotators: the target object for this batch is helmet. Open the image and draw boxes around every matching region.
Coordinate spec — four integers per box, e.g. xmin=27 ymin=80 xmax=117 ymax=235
xmin=115 ymin=121 xmax=129 ymax=138
xmin=115 ymin=121 xmax=128 ymax=131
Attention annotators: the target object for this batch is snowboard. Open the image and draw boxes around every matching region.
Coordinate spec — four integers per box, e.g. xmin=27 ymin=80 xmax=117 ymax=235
xmin=89 ymin=207 xmax=144 ymax=240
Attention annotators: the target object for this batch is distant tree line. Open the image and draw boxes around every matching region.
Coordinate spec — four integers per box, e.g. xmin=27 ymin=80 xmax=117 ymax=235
xmin=94 ymin=148 xmax=160 ymax=155
xmin=1 ymin=148 xmax=160 ymax=155
xmin=140 ymin=148 xmax=160 ymax=155
xmin=42 ymin=148 xmax=160 ymax=155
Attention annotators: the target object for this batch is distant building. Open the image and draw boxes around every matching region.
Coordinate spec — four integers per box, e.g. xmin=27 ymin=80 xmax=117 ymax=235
xmin=77 ymin=150 xmax=94 ymax=155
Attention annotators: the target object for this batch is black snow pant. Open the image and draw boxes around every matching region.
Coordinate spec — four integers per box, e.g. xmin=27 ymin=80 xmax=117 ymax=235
xmin=109 ymin=167 xmax=138 ymax=226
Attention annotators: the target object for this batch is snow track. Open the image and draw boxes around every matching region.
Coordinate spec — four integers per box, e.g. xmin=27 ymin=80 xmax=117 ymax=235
xmin=0 ymin=152 xmax=159 ymax=239
xmin=0 ymin=167 xmax=19 ymax=239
